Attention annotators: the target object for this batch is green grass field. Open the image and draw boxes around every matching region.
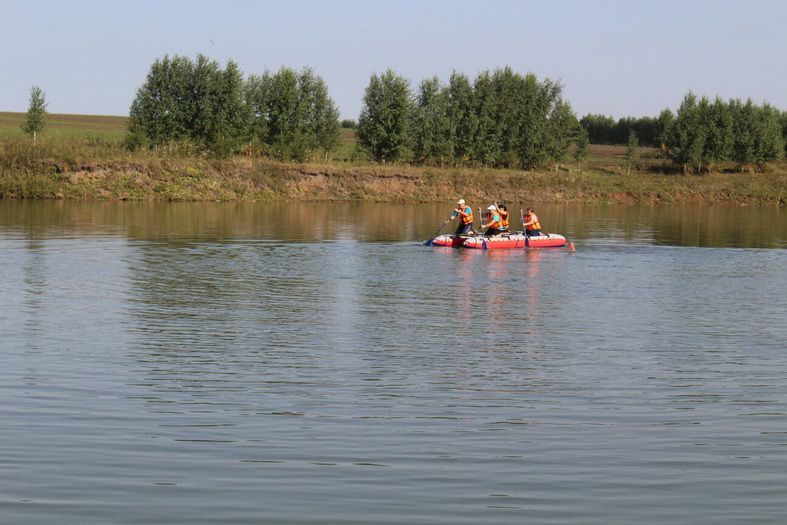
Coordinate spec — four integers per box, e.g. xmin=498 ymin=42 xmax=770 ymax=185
xmin=0 ymin=112 xmax=128 ymax=140
xmin=1 ymin=112 xmax=361 ymax=158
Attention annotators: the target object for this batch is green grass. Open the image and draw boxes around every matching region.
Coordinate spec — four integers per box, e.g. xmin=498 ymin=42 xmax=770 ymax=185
xmin=334 ymin=127 xmax=363 ymax=162
xmin=0 ymin=112 xmax=128 ymax=141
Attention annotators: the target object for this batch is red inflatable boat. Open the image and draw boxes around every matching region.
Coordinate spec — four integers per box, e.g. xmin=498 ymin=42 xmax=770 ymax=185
xmin=462 ymin=232 xmax=567 ymax=249
xmin=428 ymin=233 xmax=474 ymax=247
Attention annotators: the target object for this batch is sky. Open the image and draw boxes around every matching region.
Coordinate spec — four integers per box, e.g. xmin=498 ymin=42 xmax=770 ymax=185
xmin=2 ymin=0 xmax=786 ymax=120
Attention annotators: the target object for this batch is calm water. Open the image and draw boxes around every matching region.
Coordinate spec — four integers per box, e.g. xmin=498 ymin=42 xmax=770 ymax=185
xmin=1 ymin=201 xmax=786 ymax=524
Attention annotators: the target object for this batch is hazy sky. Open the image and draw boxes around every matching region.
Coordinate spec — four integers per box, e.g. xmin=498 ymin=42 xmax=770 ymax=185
xmin=2 ymin=0 xmax=786 ymax=119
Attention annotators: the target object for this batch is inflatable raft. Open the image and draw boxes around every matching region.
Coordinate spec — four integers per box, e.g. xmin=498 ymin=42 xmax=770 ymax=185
xmin=463 ymin=232 xmax=567 ymax=249
xmin=427 ymin=232 xmax=568 ymax=249
xmin=428 ymin=233 xmax=475 ymax=247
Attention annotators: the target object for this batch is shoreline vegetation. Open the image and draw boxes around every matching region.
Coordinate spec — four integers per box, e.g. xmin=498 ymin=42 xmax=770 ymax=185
xmin=5 ymin=55 xmax=785 ymax=205
xmin=5 ymin=55 xmax=786 ymax=206
xmin=1 ymin=112 xmax=785 ymax=206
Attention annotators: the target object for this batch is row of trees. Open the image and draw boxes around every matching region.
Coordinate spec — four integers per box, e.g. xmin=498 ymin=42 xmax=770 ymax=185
xmin=579 ymin=114 xmax=666 ymax=147
xmin=357 ymin=68 xmax=586 ymax=168
xmin=24 ymin=55 xmax=787 ymax=171
xmin=581 ymin=96 xmax=786 ymax=170
xmin=664 ymin=93 xmax=784 ymax=171
xmin=128 ymin=55 xmax=340 ymax=159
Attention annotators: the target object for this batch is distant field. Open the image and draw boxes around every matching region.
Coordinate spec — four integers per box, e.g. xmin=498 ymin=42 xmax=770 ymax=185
xmin=336 ymin=127 xmax=360 ymax=161
xmin=0 ymin=112 xmax=128 ymax=140
xmin=0 ymin=112 xmax=360 ymax=156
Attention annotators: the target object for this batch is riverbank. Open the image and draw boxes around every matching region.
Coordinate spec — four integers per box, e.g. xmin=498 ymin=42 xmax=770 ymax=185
xmin=2 ymin=156 xmax=784 ymax=205
xmin=1 ymin=135 xmax=785 ymax=205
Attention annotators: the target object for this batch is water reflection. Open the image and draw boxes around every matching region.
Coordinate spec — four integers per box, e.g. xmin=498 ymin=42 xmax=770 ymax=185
xmin=1 ymin=200 xmax=784 ymax=248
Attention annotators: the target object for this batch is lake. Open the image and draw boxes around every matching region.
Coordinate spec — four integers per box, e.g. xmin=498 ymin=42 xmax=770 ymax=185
xmin=1 ymin=200 xmax=785 ymax=524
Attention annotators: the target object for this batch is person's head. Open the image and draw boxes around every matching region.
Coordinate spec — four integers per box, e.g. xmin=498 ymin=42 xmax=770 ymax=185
xmin=487 ymin=205 xmax=497 ymax=212
xmin=527 ymin=207 xmax=535 ymax=213
xmin=499 ymin=204 xmax=507 ymax=212
xmin=457 ymin=198 xmax=465 ymax=206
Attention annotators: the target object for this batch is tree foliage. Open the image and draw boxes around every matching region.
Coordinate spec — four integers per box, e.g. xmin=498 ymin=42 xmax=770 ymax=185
xmin=129 ymin=55 xmax=340 ymax=159
xmin=579 ymin=113 xmax=660 ymax=146
xmin=23 ymin=85 xmax=48 ymax=142
xmin=625 ymin=130 xmax=639 ymax=175
xmin=357 ymin=67 xmax=579 ymax=169
xmin=782 ymin=111 xmax=787 ymax=155
xmin=574 ymin=126 xmax=589 ymax=166
xmin=664 ymin=93 xmax=783 ymax=171
xmin=357 ymin=70 xmax=414 ymax=163
xmin=581 ymin=92 xmax=784 ymax=172
xmin=412 ymin=76 xmax=451 ymax=164
xmin=445 ymin=72 xmax=477 ymax=163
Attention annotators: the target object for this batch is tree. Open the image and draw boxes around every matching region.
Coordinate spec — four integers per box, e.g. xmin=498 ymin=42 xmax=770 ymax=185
xmin=580 ymin=114 xmax=616 ymax=144
xmin=574 ymin=126 xmax=589 ymax=169
xmin=412 ymin=76 xmax=451 ymax=164
xmin=493 ymin=67 xmax=525 ymax=167
xmin=204 ymin=59 xmax=251 ymax=156
xmin=471 ymin=70 xmax=501 ymax=166
xmin=666 ymin=92 xmax=706 ymax=173
xmin=244 ymin=67 xmax=340 ymax=160
xmin=310 ymin=73 xmax=341 ymax=159
xmin=753 ymin=103 xmax=784 ymax=164
xmin=129 ymin=55 xmax=194 ymax=147
xmin=244 ymin=70 xmax=274 ymax=149
xmin=357 ymin=70 xmax=413 ymax=163
xmin=515 ymin=76 xmax=564 ymax=169
xmin=544 ymin=97 xmax=580 ymax=169
xmin=445 ymin=71 xmax=477 ymax=164
xmin=730 ymin=98 xmax=758 ymax=166
xmin=702 ymin=97 xmax=733 ymax=171
xmin=23 ymin=86 xmax=47 ymax=142
xmin=266 ymin=67 xmax=299 ymax=156
xmin=625 ymin=130 xmax=639 ymax=175
xmin=782 ymin=111 xmax=787 ymax=155
xmin=655 ymin=109 xmax=674 ymax=150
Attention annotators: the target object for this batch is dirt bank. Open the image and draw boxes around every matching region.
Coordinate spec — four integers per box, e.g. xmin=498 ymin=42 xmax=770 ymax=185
xmin=1 ymin=157 xmax=785 ymax=205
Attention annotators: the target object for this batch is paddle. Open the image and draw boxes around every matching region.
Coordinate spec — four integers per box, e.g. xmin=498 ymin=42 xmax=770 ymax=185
xmin=481 ymin=207 xmax=488 ymax=249
xmin=521 ymin=208 xmax=530 ymax=248
xmin=423 ymin=218 xmax=450 ymax=246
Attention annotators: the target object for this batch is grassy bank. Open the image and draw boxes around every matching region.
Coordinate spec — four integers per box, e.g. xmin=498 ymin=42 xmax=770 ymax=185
xmin=1 ymin=112 xmax=785 ymax=205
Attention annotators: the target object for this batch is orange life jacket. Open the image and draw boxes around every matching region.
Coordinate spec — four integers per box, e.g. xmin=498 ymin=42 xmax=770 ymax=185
xmin=486 ymin=212 xmax=502 ymax=230
xmin=524 ymin=212 xmax=541 ymax=231
xmin=460 ymin=206 xmax=474 ymax=224
xmin=500 ymin=211 xmax=509 ymax=230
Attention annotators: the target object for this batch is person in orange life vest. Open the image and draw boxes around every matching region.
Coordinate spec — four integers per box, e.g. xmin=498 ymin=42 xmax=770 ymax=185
xmin=496 ymin=204 xmax=510 ymax=232
xmin=481 ymin=205 xmax=506 ymax=237
xmin=523 ymin=207 xmax=542 ymax=236
xmin=449 ymin=198 xmax=474 ymax=235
